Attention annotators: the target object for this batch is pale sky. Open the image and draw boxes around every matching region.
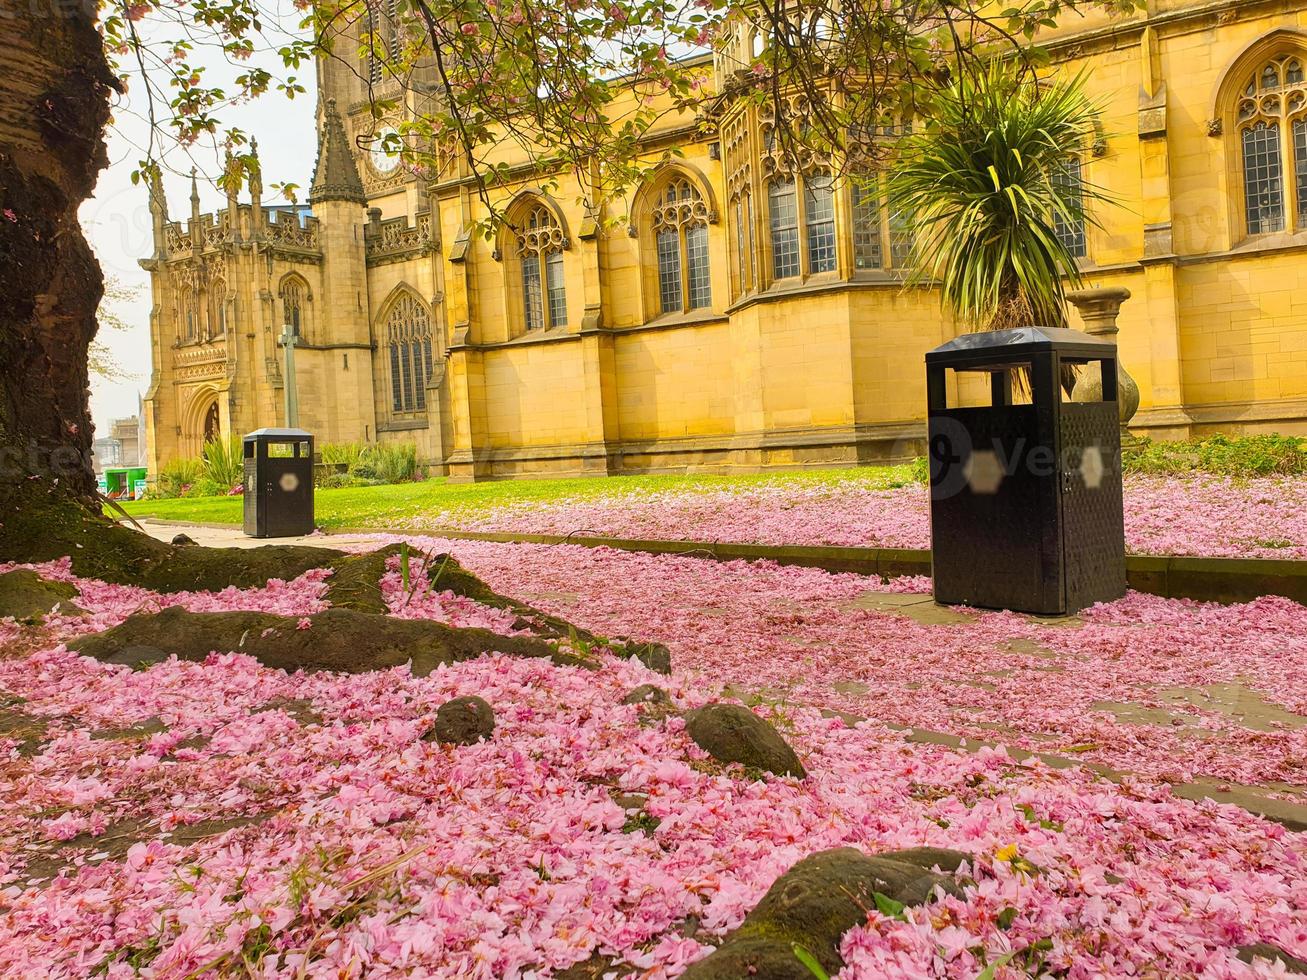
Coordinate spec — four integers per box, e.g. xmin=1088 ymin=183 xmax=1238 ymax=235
xmin=83 ymin=10 xmax=317 ymax=435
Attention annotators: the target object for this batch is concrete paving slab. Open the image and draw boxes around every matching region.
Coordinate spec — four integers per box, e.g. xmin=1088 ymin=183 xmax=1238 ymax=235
xmin=840 ymin=591 xmax=978 ymax=625
xmin=1158 ymin=683 xmax=1307 ymax=732
xmin=1091 ymin=701 xmax=1201 ymax=728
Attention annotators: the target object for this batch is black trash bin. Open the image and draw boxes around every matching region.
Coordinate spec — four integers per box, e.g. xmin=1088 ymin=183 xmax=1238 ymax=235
xmin=925 ymin=327 xmax=1126 ymax=616
xmin=242 ymin=428 xmax=315 ymax=538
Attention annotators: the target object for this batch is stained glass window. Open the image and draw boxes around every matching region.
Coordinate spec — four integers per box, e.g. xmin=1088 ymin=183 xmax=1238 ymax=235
xmin=1296 ymin=118 xmax=1307 ymax=225
xmin=522 ymin=254 xmax=543 ymax=331
xmin=889 ymin=207 xmax=914 ymax=269
xmin=686 ymin=224 xmax=712 ymax=309
xmin=657 ymin=229 xmax=681 ymax=313
xmin=804 ymin=175 xmax=836 ymax=273
xmin=546 ymin=251 xmax=567 ymax=327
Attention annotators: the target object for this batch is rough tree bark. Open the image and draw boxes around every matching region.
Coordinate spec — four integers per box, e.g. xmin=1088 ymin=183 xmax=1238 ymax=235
xmin=1 ymin=0 xmax=115 ymax=506
xmin=0 ymin=0 xmax=337 ymax=587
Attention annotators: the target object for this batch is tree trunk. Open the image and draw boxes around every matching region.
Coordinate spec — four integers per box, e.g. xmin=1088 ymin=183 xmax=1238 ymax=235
xmin=0 ymin=0 xmax=116 ymax=506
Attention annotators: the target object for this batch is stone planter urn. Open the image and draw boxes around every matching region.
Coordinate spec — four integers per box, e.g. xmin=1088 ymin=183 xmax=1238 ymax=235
xmin=1067 ymin=287 xmax=1140 ymax=444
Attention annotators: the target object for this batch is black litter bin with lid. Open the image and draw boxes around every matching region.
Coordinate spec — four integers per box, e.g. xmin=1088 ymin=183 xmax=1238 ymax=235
xmin=925 ymin=327 xmax=1126 ymax=616
xmin=242 ymin=428 xmax=315 ymax=538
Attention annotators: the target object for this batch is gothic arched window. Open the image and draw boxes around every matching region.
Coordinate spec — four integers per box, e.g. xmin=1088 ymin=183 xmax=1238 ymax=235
xmin=1235 ymin=54 xmax=1307 ymax=236
xmin=516 ymin=204 xmax=567 ymax=331
xmin=208 ymin=278 xmax=228 ymax=338
xmin=280 ymin=276 xmax=307 ymax=341
xmin=651 ymin=177 xmax=712 ymax=315
xmin=180 ymin=286 xmax=197 ymax=342
xmin=386 ymin=292 xmax=433 ymax=414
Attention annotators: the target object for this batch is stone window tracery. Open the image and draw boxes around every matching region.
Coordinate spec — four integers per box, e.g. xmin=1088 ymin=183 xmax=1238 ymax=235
xmin=386 ymin=292 xmax=433 ymax=414
xmin=516 ymin=204 xmax=567 ymax=331
xmin=1235 ymin=54 xmax=1307 ymax=235
xmin=651 ymin=177 xmax=712 ymax=315
xmin=280 ymin=277 xmax=307 ymax=342
xmin=208 ymin=277 xmax=228 ymax=338
xmin=364 ymin=0 xmax=399 ymax=85
xmin=174 ymin=268 xmax=200 ymax=344
xmin=760 ymin=97 xmax=841 ymax=283
xmin=723 ymin=114 xmax=756 ymax=300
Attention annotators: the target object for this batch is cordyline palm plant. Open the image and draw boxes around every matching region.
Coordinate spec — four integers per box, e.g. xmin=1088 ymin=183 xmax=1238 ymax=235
xmin=888 ymin=63 xmax=1107 ymax=333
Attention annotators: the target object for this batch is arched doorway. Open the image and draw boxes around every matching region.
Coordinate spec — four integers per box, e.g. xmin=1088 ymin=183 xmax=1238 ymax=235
xmin=203 ymin=401 xmax=220 ymax=445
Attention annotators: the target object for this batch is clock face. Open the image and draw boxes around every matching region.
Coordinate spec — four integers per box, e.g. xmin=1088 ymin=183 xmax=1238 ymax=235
xmin=371 ymin=127 xmax=401 ymax=175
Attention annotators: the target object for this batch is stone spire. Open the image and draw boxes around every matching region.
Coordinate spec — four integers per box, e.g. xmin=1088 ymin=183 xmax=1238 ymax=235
xmin=309 ymin=98 xmax=366 ymax=205
xmin=248 ymin=137 xmax=263 ymax=206
xmin=147 ymin=166 xmax=168 ymax=260
xmin=223 ymin=150 xmax=239 ymax=209
xmin=147 ymin=165 xmax=168 ymax=221
xmin=248 ymin=138 xmax=264 ymax=237
xmin=222 ymin=150 xmax=241 ymax=244
xmin=189 ymin=168 xmax=202 ymax=254
xmin=189 ymin=167 xmax=201 ymax=225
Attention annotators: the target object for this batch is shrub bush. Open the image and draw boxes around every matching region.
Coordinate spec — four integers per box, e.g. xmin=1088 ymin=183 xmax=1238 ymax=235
xmin=908 ymin=455 xmax=930 ymax=485
xmin=185 ymin=477 xmax=227 ymax=498
xmin=317 ymin=472 xmax=381 ymax=490
xmin=320 ymin=441 xmax=365 ymax=469
xmin=1124 ymin=434 xmax=1307 ymax=478
xmin=156 ymin=457 xmax=205 ymax=497
xmin=202 ymin=436 xmax=243 ymax=491
xmin=352 ymin=442 xmax=418 ymax=484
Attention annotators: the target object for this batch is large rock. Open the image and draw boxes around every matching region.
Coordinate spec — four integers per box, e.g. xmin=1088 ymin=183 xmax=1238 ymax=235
xmin=685 ymin=703 xmax=806 ymax=778
xmin=613 ymin=641 xmax=671 ymax=675
xmin=0 ymin=569 xmax=83 ymax=620
xmin=681 ymin=847 xmax=972 ymax=979
xmin=425 ymin=695 xmax=495 ymax=745
xmin=622 ymin=684 xmax=672 ymax=707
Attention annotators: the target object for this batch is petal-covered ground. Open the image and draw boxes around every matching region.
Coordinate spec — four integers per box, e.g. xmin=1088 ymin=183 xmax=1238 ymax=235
xmin=0 ymin=545 xmax=1304 ymax=978
xmin=417 ymin=474 xmax=1307 ymax=560
xmin=429 ymin=538 xmax=1307 ymax=792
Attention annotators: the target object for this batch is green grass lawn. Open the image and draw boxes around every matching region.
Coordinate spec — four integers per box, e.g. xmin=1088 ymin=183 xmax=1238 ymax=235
xmin=119 ymin=464 xmax=922 ymax=531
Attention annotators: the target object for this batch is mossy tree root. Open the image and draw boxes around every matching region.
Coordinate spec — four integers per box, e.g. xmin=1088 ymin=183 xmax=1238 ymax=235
xmin=0 ymin=483 xmax=342 ymax=592
xmin=67 ymin=606 xmax=603 ymax=676
xmin=3 ymin=489 xmax=671 ymax=674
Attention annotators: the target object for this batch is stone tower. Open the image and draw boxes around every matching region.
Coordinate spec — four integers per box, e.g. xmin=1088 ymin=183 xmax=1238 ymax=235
xmin=300 ymin=98 xmax=375 ymax=442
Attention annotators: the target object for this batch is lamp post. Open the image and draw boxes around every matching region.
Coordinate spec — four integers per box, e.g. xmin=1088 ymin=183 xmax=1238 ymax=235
xmin=281 ymin=323 xmax=299 ymax=428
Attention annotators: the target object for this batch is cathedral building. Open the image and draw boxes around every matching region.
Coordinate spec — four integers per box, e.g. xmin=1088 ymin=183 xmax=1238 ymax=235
xmin=143 ymin=1 xmax=1307 ymax=482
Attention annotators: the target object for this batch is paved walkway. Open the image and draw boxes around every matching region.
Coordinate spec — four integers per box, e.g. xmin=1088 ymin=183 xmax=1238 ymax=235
xmin=140 ymin=520 xmax=379 ymax=551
